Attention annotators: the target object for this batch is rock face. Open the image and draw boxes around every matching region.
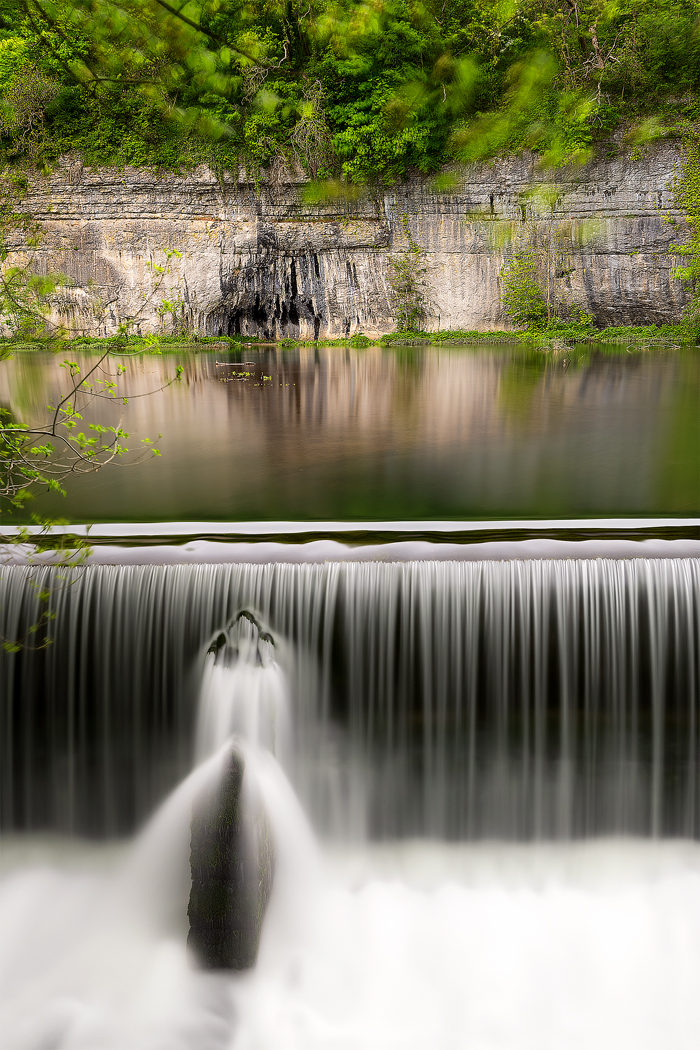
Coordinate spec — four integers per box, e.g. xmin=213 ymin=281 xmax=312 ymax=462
xmin=8 ymin=146 xmax=691 ymax=337
xmin=188 ymin=744 xmax=275 ymax=970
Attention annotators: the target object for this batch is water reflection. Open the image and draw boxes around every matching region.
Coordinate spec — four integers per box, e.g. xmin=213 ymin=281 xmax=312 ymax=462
xmin=0 ymin=344 xmax=697 ymax=521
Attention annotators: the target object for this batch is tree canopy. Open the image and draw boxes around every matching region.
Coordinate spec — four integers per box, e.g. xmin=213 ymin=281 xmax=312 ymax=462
xmin=0 ymin=0 xmax=696 ymax=180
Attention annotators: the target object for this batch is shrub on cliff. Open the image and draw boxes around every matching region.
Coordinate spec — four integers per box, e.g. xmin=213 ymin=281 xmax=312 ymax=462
xmin=388 ymin=216 xmax=436 ymax=330
xmin=501 ymin=250 xmax=549 ymax=330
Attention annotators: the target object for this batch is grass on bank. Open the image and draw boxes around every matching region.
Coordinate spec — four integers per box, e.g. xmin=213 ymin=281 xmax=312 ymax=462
xmin=1 ymin=323 xmax=696 ymax=355
xmin=379 ymin=322 xmax=696 ymax=347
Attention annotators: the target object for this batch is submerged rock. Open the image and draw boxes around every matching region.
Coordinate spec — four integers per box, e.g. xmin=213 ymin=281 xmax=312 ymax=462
xmin=188 ymin=744 xmax=275 ymax=969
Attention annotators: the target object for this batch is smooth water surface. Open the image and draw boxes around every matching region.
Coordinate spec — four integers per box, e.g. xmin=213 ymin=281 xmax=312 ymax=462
xmin=0 ymin=343 xmax=697 ymax=522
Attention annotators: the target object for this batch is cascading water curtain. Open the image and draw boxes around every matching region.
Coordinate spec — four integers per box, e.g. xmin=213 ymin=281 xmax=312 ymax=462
xmin=0 ymin=562 xmax=338 ymax=836
xmin=0 ymin=559 xmax=698 ymax=841
xmin=334 ymin=559 xmax=699 ymax=840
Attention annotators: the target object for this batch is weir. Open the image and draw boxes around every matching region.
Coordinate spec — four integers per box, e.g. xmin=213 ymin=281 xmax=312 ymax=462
xmin=2 ymin=557 xmax=698 ymax=842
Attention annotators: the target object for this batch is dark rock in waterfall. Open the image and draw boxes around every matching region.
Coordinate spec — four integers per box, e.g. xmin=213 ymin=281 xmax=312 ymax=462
xmin=207 ymin=632 xmax=227 ymax=657
xmin=187 ymin=744 xmax=275 ymax=970
xmin=232 ymin=609 xmax=262 ymax=633
xmin=206 ymin=611 xmax=276 ymax=669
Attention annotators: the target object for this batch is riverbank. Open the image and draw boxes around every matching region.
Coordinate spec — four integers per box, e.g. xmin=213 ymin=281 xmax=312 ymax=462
xmin=1 ymin=322 xmax=696 ymax=356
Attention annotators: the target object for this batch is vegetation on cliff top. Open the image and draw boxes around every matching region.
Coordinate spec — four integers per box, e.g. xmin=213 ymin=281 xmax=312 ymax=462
xmin=0 ymin=0 xmax=697 ymax=180
xmin=0 ymin=0 xmax=697 ymax=343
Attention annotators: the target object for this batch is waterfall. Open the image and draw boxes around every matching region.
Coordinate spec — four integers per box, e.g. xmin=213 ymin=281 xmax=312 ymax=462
xmin=1 ymin=558 xmax=698 ymax=840
xmin=2 ymin=555 xmax=700 ymax=1050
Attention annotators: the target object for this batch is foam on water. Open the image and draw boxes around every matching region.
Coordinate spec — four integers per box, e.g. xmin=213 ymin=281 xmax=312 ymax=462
xmin=2 ymin=836 xmax=700 ymax=1050
xmin=240 ymin=839 xmax=700 ymax=1050
xmin=0 ymin=736 xmax=318 ymax=1050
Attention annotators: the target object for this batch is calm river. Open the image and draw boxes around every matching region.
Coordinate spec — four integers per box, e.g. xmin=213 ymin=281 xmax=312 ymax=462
xmin=1 ymin=342 xmax=697 ymax=521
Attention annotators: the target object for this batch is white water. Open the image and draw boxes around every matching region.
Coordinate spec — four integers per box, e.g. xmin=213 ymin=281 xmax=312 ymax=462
xmin=2 ymin=834 xmax=700 ymax=1049
xmin=2 ymin=629 xmax=700 ymax=1049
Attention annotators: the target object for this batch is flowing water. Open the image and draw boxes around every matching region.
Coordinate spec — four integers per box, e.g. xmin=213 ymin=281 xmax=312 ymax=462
xmin=1 ymin=556 xmax=700 ymax=1048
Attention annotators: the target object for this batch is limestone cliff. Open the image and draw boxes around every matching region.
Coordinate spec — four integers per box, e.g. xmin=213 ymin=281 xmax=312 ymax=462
xmin=7 ymin=146 xmax=690 ymax=338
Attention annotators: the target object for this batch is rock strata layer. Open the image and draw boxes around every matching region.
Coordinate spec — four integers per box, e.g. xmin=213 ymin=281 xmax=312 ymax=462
xmin=9 ymin=146 xmax=690 ymax=337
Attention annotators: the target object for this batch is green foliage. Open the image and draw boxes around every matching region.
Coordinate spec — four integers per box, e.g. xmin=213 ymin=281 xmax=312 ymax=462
xmin=671 ymin=128 xmax=700 ymax=341
xmin=387 ymin=216 xmax=434 ymax=330
xmin=379 ymin=322 xmax=691 ymax=346
xmin=380 ymin=328 xmax=519 ymax=345
xmin=497 ymin=186 xmax=600 ymax=332
xmin=500 ymin=248 xmax=548 ymax=329
xmin=0 ymin=65 xmax=59 ymax=158
xmin=348 ymin=331 xmax=372 ymax=347
xmin=0 ymin=0 xmax=695 ymax=179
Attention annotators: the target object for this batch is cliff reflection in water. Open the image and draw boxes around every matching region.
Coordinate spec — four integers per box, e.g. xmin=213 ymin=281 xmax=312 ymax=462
xmin=0 ymin=343 xmax=697 ymax=521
